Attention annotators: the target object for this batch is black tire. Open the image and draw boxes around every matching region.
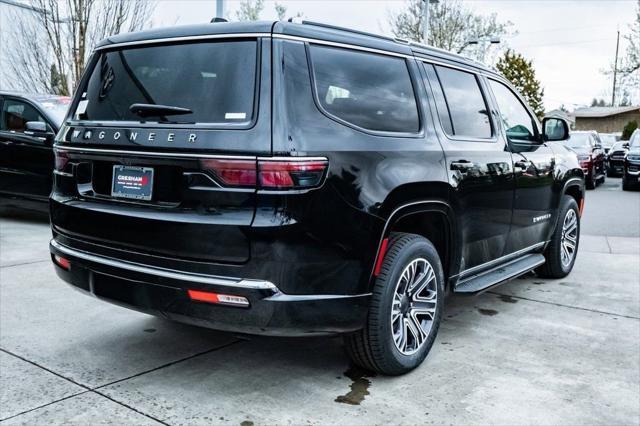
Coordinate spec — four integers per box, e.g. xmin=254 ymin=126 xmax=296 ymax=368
xmin=586 ymin=172 xmax=596 ymax=190
xmin=622 ymin=177 xmax=630 ymax=191
xmin=345 ymin=233 xmax=444 ymax=375
xmin=536 ymin=196 xmax=580 ymax=278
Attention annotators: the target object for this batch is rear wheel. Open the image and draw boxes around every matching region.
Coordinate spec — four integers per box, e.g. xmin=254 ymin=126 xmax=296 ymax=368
xmin=622 ymin=176 xmax=631 ymax=191
xmin=345 ymin=233 xmax=444 ymax=375
xmin=536 ymin=196 xmax=580 ymax=278
xmin=586 ymin=169 xmax=596 ymax=190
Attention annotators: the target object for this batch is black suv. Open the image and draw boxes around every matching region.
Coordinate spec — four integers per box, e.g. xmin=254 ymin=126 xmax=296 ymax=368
xmin=49 ymin=21 xmax=584 ymax=375
xmin=623 ymin=130 xmax=640 ymax=190
xmin=0 ymin=92 xmax=70 ymax=210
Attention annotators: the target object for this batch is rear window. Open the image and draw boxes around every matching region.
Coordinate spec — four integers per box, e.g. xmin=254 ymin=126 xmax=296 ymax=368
xmin=75 ymin=41 xmax=258 ymax=124
xmin=309 ymin=45 xmax=419 ymax=133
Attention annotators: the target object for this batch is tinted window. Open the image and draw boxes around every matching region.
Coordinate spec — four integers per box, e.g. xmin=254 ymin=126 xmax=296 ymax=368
xmin=489 ymin=80 xmax=537 ymax=143
xmin=76 ymin=41 xmax=258 ymax=124
xmin=309 ymin=45 xmax=419 ymax=133
xmin=1 ymin=99 xmax=47 ymax=133
xmin=435 ymin=66 xmax=491 ymax=139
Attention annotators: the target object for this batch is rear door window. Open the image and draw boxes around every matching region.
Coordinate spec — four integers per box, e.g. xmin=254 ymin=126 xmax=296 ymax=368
xmin=308 ymin=45 xmax=420 ymax=133
xmin=75 ymin=41 xmax=259 ymax=125
xmin=434 ymin=66 xmax=492 ymax=139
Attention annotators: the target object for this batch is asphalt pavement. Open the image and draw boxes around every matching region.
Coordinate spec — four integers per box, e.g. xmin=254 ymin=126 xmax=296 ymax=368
xmin=0 ymin=178 xmax=638 ymax=425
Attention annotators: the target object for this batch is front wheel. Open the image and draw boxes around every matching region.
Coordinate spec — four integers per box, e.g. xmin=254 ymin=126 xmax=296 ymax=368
xmin=536 ymin=196 xmax=580 ymax=278
xmin=345 ymin=233 xmax=444 ymax=375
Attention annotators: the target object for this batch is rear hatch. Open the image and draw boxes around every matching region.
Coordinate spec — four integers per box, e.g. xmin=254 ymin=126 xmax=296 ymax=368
xmin=52 ymin=36 xmax=271 ymax=264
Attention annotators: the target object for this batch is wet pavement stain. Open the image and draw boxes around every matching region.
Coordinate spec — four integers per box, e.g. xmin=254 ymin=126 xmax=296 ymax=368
xmin=240 ymin=421 xmax=254 ymax=426
xmin=143 ymin=328 xmax=156 ymax=333
xmin=335 ymin=365 xmax=376 ymax=405
xmin=478 ymin=308 xmax=499 ymax=316
xmin=499 ymin=294 xmax=518 ymax=304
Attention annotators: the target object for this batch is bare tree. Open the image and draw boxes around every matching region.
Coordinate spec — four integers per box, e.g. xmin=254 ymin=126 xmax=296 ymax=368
xmin=236 ymin=0 xmax=264 ymax=21
xmin=6 ymin=0 xmax=155 ymax=95
xmin=388 ymin=0 xmax=512 ymax=61
xmin=274 ymin=2 xmax=304 ymax=21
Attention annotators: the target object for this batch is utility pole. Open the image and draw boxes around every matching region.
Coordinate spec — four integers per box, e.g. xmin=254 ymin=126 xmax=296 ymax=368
xmin=216 ymin=0 xmax=225 ymax=19
xmin=422 ymin=0 xmax=439 ymax=44
xmin=612 ymin=30 xmax=620 ymax=107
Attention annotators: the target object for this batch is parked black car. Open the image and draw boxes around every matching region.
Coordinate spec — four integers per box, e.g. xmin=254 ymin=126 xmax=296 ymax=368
xmin=0 ymin=91 xmax=70 ymax=210
xmin=607 ymin=141 xmax=629 ymax=177
xmin=49 ymin=21 xmax=584 ymax=375
xmin=566 ymin=131 xmax=606 ymax=189
xmin=622 ymin=130 xmax=640 ymax=190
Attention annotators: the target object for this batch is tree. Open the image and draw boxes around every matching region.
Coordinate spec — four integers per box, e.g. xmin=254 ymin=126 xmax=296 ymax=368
xmin=236 ymin=0 xmax=264 ymax=21
xmin=6 ymin=0 xmax=155 ymax=96
xmin=495 ymin=50 xmax=545 ymax=119
xmin=622 ymin=120 xmax=638 ymax=140
xmin=275 ymin=2 xmax=287 ymax=20
xmin=274 ymin=2 xmax=304 ymax=21
xmin=591 ymin=98 xmax=607 ymax=107
xmin=388 ymin=0 xmax=512 ymax=62
xmin=620 ymin=1 xmax=639 ymax=77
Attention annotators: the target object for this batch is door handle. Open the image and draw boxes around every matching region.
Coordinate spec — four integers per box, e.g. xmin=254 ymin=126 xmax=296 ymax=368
xmin=450 ymin=160 xmax=473 ymax=171
xmin=514 ymin=159 xmax=531 ymax=173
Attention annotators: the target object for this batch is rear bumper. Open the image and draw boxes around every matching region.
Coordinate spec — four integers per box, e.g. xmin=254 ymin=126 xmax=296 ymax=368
xmin=50 ymin=239 xmax=369 ymax=336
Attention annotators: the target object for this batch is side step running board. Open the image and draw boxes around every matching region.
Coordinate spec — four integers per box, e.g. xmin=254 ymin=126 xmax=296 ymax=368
xmin=454 ymin=253 xmax=545 ymax=295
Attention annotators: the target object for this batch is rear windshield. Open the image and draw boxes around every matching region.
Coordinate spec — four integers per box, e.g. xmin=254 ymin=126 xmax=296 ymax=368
xmin=75 ymin=40 xmax=258 ymax=124
xmin=567 ymin=133 xmax=592 ymax=148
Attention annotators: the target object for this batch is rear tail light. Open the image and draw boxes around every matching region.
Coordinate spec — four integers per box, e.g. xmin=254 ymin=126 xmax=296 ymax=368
xmin=54 ymin=150 xmax=69 ymax=172
xmin=200 ymin=158 xmax=328 ymax=190
xmin=187 ymin=289 xmax=249 ymax=307
xmin=199 ymin=159 xmax=257 ymax=187
xmin=53 ymin=255 xmax=70 ymax=270
xmin=258 ymin=160 xmax=328 ymax=189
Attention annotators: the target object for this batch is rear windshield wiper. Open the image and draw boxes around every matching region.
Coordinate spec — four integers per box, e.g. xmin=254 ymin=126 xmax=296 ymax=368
xmin=129 ymin=103 xmax=193 ymax=118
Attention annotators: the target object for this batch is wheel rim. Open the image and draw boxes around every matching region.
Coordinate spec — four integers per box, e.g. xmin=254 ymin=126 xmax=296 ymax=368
xmin=391 ymin=258 xmax=438 ymax=355
xmin=560 ymin=209 xmax=578 ymax=267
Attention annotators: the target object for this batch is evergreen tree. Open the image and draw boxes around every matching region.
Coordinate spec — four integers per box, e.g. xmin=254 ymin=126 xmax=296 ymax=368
xmin=495 ymin=50 xmax=545 ymax=119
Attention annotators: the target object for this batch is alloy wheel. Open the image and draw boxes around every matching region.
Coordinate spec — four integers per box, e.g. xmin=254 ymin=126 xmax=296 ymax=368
xmin=560 ymin=209 xmax=578 ymax=267
xmin=391 ymin=258 xmax=438 ymax=355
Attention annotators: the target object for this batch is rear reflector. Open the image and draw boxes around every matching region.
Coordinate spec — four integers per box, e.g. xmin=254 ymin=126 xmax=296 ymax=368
xmin=54 ymin=150 xmax=69 ymax=172
xmin=200 ymin=158 xmax=328 ymax=190
xmin=187 ymin=289 xmax=249 ymax=307
xmin=373 ymin=238 xmax=389 ymax=277
xmin=54 ymin=255 xmax=70 ymax=270
xmin=579 ymin=198 xmax=585 ymax=217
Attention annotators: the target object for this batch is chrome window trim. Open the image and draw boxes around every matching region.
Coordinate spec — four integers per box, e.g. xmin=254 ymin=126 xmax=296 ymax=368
xmin=273 ymin=33 xmax=413 ymax=59
xmin=94 ymin=32 xmax=272 ymax=51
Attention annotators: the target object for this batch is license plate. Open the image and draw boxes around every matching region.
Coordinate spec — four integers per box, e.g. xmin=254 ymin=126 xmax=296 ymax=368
xmin=111 ymin=166 xmax=153 ymax=201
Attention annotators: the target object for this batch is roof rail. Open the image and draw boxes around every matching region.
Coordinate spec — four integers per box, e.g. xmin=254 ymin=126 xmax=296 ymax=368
xmin=296 ymin=20 xmax=397 ymax=43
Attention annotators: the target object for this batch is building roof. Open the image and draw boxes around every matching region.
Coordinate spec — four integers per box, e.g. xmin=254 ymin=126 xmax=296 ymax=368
xmin=571 ymin=106 xmax=640 ymax=118
xmin=545 ymin=109 xmax=575 ymax=123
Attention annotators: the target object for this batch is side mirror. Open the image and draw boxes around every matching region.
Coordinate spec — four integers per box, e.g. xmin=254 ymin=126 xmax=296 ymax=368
xmin=623 ymin=142 xmax=630 ymax=149
xmin=24 ymin=121 xmax=53 ymax=142
xmin=542 ymin=117 xmax=569 ymax=142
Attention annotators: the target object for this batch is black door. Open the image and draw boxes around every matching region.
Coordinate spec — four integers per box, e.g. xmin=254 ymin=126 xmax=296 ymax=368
xmin=486 ymin=79 xmax=557 ymax=254
xmin=423 ymin=64 xmax=514 ymax=271
xmin=0 ymin=97 xmax=55 ymax=200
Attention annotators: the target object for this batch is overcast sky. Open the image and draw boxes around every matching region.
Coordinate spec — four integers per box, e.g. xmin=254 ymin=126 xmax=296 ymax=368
xmin=152 ymin=0 xmax=638 ymax=111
